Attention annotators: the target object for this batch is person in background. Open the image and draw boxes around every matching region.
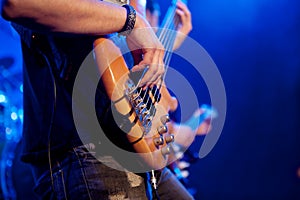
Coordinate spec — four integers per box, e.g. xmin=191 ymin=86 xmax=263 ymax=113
xmin=146 ymin=0 xmax=192 ymax=50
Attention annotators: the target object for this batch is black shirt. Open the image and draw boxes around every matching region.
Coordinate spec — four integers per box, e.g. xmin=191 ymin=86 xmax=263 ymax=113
xmin=13 ymin=23 xmax=103 ymax=164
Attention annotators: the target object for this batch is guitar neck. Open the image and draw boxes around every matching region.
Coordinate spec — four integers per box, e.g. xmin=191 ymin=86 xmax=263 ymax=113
xmin=159 ymin=0 xmax=188 ymax=31
xmin=157 ymin=2 xmax=177 ymax=51
xmin=157 ymin=0 xmax=188 ymax=53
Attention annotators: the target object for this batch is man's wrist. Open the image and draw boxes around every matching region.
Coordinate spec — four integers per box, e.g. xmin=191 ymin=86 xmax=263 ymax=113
xmin=118 ymin=4 xmax=136 ymax=36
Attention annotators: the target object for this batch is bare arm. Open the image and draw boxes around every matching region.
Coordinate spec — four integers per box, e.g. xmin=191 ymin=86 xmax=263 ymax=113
xmin=1 ymin=0 xmax=165 ymax=87
xmin=168 ymin=107 xmax=212 ymax=148
xmin=1 ymin=0 xmax=129 ymax=35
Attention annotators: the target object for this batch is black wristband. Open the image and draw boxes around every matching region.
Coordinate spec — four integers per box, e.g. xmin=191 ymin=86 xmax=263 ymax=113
xmin=118 ymin=4 xmax=136 ymax=36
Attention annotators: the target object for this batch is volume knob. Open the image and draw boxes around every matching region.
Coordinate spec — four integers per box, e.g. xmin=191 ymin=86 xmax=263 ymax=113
xmin=153 ymin=136 xmax=164 ymax=146
xmin=160 ymin=115 xmax=170 ymax=124
xmin=161 ymin=145 xmax=172 ymax=156
xmin=164 ymin=134 xmax=175 ymax=143
xmin=157 ymin=125 xmax=168 ymax=134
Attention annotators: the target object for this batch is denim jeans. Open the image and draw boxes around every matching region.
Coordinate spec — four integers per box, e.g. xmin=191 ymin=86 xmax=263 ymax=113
xmin=157 ymin=168 xmax=194 ymax=200
xmin=32 ymin=145 xmax=148 ymax=200
xmin=31 ymin=145 xmax=194 ymax=200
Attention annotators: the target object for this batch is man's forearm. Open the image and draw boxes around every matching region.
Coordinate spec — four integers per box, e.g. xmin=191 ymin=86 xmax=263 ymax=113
xmin=1 ymin=0 xmax=126 ymax=35
xmin=2 ymin=0 xmax=166 ymax=87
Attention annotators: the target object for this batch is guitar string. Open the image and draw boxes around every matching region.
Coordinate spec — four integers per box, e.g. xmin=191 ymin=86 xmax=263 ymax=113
xmin=143 ymin=2 xmax=178 ymax=117
xmin=139 ymin=3 xmax=176 ymax=108
xmin=143 ymin=3 xmax=177 ymax=118
xmin=128 ymin=1 xmax=183 ymax=116
xmin=146 ymin=19 xmax=177 ymax=107
xmin=141 ymin=10 xmax=176 ymax=116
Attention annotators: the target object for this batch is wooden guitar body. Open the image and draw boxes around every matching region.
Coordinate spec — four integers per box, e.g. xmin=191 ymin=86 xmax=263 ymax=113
xmin=94 ymin=37 xmax=177 ymax=170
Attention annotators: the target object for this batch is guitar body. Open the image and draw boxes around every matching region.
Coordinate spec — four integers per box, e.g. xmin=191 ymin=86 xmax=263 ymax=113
xmin=94 ymin=37 xmax=177 ymax=170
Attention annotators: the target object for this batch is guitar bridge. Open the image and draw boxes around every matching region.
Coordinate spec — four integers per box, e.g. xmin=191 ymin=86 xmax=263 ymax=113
xmin=125 ymin=78 xmax=157 ymax=134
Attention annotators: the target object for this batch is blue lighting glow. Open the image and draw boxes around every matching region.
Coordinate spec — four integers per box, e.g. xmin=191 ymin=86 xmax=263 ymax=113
xmin=6 ymin=160 xmax=13 ymax=167
xmin=0 ymin=94 xmax=6 ymax=103
xmin=10 ymin=112 xmax=18 ymax=120
xmin=18 ymin=109 xmax=24 ymax=123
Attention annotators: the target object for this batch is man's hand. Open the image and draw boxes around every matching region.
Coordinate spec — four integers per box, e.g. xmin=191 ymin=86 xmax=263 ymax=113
xmin=126 ymin=13 xmax=165 ymax=88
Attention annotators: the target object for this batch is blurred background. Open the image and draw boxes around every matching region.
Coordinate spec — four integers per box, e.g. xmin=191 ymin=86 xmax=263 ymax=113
xmin=1 ymin=0 xmax=300 ymax=199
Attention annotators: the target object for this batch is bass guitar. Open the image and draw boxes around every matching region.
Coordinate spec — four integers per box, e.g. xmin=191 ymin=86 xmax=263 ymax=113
xmin=93 ymin=0 xmax=186 ymax=171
